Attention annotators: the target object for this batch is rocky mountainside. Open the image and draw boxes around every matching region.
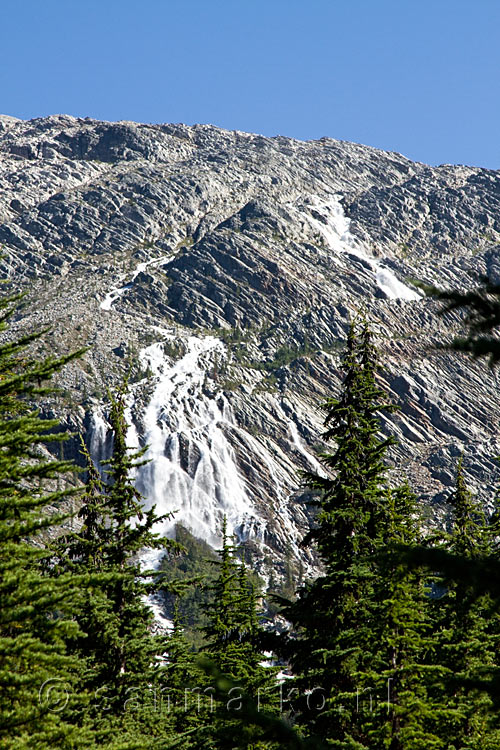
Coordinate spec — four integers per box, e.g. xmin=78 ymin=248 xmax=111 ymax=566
xmin=2 ymin=113 xmax=500 ymax=580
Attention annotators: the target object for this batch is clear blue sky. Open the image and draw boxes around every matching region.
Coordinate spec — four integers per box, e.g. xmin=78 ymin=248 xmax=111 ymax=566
xmin=1 ymin=0 xmax=499 ymax=168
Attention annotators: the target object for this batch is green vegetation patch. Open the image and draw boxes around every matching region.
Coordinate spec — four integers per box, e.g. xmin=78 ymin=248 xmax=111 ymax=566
xmin=159 ymin=525 xmax=263 ymax=648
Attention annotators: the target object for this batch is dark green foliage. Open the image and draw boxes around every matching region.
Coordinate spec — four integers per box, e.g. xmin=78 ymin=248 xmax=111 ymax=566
xmin=301 ymin=320 xmax=396 ymax=560
xmin=203 ymin=519 xmax=267 ymax=687
xmin=160 ymin=525 xmax=265 ymax=649
xmin=394 ymin=270 xmax=500 ymax=743
xmin=432 ymin=458 xmax=500 ymax=747
xmin=197 ymin=657 xmax=327 ymax=750
xmin=281 ymin=320 xmax=438 ymax=748
xmin=159 ymin=525 xmax=219 ymax=648
xmin=282 ymin=320 xmax=393 ymax=744
xmin=156 ymin=608 xmax=208 ymax=750
xmin=391 ymin=459 xmax=500 ymax=748
xmin=448 ymin=456 xmax=486 ymax=555
xmin=201 ymin=517 xmax=280 ymax=748
xmin=362 ymin=484 xmax=443 ymax=750
xmin=395 ymin=545 xmax=500 ymax=600
xmin=418 ymin=276 xmax=500 ymax=365
xmin=0 ymin=293 xmax=90 ymax=749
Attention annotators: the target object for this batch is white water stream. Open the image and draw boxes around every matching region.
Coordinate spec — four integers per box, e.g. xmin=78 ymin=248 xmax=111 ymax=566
xmin=100 ymin=254 xmax=175 ymax=311
xmin=298 ymin=196 xmax=421 ymax=302
xmin=133 ymin=334 xmax=254 ymax=566
xmin=287 ymin=419 xmax=325 ymax=476
xmin=96 ymin=246 xmax=257 ymax=572
xmin=88 ymin=330 xmax=258 ymax=627
xmin=88 ymin=410 xmax=110 ymax=472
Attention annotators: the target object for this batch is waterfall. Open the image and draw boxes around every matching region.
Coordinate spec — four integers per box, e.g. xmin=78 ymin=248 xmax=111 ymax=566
xmin=88 ymin=409 xmax=112 ymax=475
xmin=132 ymin=334 xmax=255 ymax=565
xmin=296 ymin=196 xmax=421 ymax=302
xmin=86 ymin=332 xmax=260 ymax=627
xmin=87 ymin=332 xmax=257 ymax=564
xmin=100 ymin=254 xmax=175 ymax=311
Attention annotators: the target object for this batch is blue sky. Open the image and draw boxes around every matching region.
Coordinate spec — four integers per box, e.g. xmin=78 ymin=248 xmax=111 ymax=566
xmin=1 ymin=0 xmax=499 ymax=168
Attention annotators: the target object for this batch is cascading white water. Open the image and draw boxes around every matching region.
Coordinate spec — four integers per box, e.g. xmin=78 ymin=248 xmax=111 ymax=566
xmin=287 ymin=419 xmax=325 ymax=476
xmin=88 ymin=410 xmax=112 ymax=475
xmin=133 ymin=334 xmax=255 ymax=566
xmin=86 ymin=333 xmax=257 ymax=625
xmin=100 ymin=254 xmax=175 ymax=311
xmin=89 ymin=410 xmax=108 ymax=457
xmin=297 ymin=196 xmax=421 ymax=302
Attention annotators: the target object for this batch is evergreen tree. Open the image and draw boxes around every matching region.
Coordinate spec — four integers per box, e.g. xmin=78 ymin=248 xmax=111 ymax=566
xmin=161 ymin=605 xmax=207 ymax=747
xmin=202 ymin=517 xmax=279 ymax=749
xmin=281 ymin=320 xmax=394 ymax=742
xmin=361 ymin=483 xmax=442 ymax=750
xmin=398 ymin=276 xmax=500 ymax=738
xmin=431 ymin=458 xmax=500 ymax=748
xmin=55 ymin=438 xmax=107 ymax=573
xmin=51 ymin=387 xmax=182 ymax=746
xmin=0 ymin=293 xmax=91 ymax=749
xmin=281 ymin=320 xmax=437 ymax=748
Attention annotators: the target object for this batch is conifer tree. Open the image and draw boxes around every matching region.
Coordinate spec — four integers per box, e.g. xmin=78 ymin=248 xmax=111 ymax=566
xmin=51 ymin=387 xmax=182 ymax=745
xmin=281 ymin=320 xmax=394 ymax=741
xmin=56 ymin=438 xmax=107 ymax=573
xmin=0 ymin=293 xmax=90 ymax=749
xmin=281 ymin=320 xmax=436 ymax=748
xmin=161 ymin=605 xmax=206 ymax=746
xmin=202 ymin=517 xmax=279 ymax=749
xmin=405 ymin=276 xmax=500 ymax=739
xmin=360 ymin=483 xmax=442 ymax=750
xmin=430 ymin=458 xmax=500 ymax=748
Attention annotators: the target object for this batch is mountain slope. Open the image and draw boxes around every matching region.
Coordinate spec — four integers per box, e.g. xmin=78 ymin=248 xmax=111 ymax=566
xmin=2 ymin=114 xmax=500 ymax=577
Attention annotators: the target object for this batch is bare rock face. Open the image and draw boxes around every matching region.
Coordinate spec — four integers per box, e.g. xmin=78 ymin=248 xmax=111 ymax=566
xmin=1 ymin=115 xmax=500 ymax=578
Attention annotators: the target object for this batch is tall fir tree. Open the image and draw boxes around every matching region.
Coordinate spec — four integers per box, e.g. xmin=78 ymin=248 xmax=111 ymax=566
xmin=430 ymin=458 xmax=500 ymax=749
xmin=281 ymin=320 xmax=438 ymax=748
xmin=281 ymin=320 xmax=395 ymax=743
xmin=51 ymin=387 xmax=183 ymax=746
xmin=0 ymin=293 xmax=91 ymax=749
xmin=160 ymin=604 xmax=207 ymax=749
xmin=201 ymin=517 xmax=280 ymax=749
xmin=360 ymin=483 xmax=442 ymax=750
